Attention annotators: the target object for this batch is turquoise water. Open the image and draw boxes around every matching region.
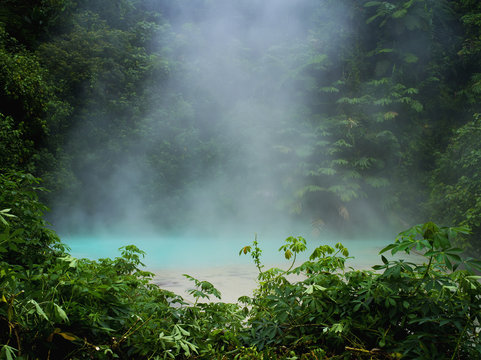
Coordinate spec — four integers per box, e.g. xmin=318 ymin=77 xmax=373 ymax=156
xmin=61 ymin=233 xmax=395 ymax=270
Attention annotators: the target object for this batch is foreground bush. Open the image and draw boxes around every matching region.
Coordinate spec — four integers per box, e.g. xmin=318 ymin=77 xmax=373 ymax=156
xmin=237 ymin=225 xmax=481 ymax=359
xmin=1 ymin=173 xmax=481 ymax=359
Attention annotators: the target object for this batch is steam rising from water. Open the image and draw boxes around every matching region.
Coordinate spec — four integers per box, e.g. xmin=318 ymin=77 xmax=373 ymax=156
xmin=52 ymin=1 xmax=387 ymax=243
xmin=151 ymin=0 xmax=317 ymax=237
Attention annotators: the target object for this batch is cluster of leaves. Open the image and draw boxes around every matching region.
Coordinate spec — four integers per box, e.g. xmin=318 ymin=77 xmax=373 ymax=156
xmin=237 ymin=223 xmax=481 ymax=359
xmin=426 ymin=1 xmax=481 ymax=252
xmin=429 ymin=113 xmax=481 ymax=255
xmin=0 ymin=172 xmax=246 ymax=359
xmin=282 ymin=0 xmax=464 ymax=231
xmin=2 ymin=1 xmax=481 ymax=354
xmin=0 ymin=19 xmax=70 ymax=175
xmin=2 ymin=174 xmax=480 ymax=359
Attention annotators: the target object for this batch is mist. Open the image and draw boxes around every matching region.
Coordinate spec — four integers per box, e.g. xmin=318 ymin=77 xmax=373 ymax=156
xmin=50 ymin=0 xmax=398 ymax=242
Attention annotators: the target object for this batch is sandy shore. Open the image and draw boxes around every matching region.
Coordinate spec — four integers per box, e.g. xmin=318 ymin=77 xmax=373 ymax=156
xmin=148 ymin=248 xmax=422 ymax=303
xmin=150 ymin=261 xmax=317 ymax=303
xmin=151 ymin=264 xmax=264 ymax=303
xmin=149 ymin=259 xmax=376 ymax=303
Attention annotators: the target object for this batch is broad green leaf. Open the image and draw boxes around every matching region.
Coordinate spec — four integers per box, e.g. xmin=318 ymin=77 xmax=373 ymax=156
xmin=1 ymin=345 xmax=17 ymax=360
xmin=28 ymin=300 xmax=49 ymax=321
xmin=54 ymin=303 xmax=69 ymax=322
xmin=379 ymin=243 xmax=396 ymax=254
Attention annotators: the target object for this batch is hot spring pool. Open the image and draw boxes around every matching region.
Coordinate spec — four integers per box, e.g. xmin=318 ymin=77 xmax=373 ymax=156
xmin=61 ymin=232 xmax=396 ymax=270
xmin=60 ymin=233 xmax=412 ymax=302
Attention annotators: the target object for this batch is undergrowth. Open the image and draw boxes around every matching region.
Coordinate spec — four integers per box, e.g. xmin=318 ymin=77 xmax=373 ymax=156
xmin=1 ymin=173 xmax=481 ymax=359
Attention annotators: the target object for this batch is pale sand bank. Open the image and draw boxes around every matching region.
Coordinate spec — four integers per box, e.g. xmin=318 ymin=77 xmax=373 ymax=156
xmin=151 ymin=264 xmax=260 ymax=303
xmin=150 ymin=258 xmax=379 ymax=304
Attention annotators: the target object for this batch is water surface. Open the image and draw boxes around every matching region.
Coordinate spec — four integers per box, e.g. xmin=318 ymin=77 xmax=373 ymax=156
xmin=62 ymin=232 xmax=396 ymax=269
xmin=61 ymin=233 xmax=414 ymax=302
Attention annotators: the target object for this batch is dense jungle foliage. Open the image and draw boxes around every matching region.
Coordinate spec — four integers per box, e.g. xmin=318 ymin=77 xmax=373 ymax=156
xmin=1 ymin=0 xmax=481 ymax=239
xmin=1 ymin=0 xmax=481 ymax=358
xmin=1 ymin=175 xmax=481 ymax=359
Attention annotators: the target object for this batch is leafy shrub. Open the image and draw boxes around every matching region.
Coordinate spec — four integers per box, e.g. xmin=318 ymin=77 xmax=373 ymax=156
xmin=238 ymin=223 xmax=481 ymax=359
xmin=1 ymin=175 xmax=480 ymax=359
xmin=0 ymin=174 xmax=244 ymax=358
xmin=0 ymin=171 xmax=62 ymax=266
xmin=429 ymin=114 xmax=481 ymax=255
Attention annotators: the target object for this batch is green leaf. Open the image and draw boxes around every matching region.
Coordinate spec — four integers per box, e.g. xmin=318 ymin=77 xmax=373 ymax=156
xmin=331 ymin=159 xmax=349 ymax=166
xmin=1 ymin=345 xmax=17 ymax=360
xmin=377 ymin=48 xmax=394 ymax=54
xmin=364 ymin=1 xmax=382 ymax=7
xmin=366 ymin=13 xmax=383 ymax=24
xmin=58 ymin=255 xmax=78 ymax=268
xmin=365 ymin=176 xmax=390 ymax=188
xmin=319 ymin=86 xmax=339 ymax=93
xmin=392 ymin=9 xmax=407 ymax=18
xmin=304 ymin=285 xmax=314 ymax=294
xmin=411 ymin=101 xmax=423 ymax=112
xmin=239 ymin=246 xmax=251 ymax=255
xmin=54 ymin=303 xmax=69 ymax=322
xmin=28 ymin=300 xmax=49 ymax=321
xmin=403 ymin=53 xmax=419 ymax=63
xmin=379 ymin=243 xmax=396 ymax=254
xmin=446 ymin=253 xmax=462 ymax=262
xmin=465 ymin=259 xmax=481 ymax=272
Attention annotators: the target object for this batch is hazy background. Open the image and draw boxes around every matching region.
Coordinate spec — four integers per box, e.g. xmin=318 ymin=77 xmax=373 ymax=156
xmin=50 ymin=0 xmax=397 ymax=242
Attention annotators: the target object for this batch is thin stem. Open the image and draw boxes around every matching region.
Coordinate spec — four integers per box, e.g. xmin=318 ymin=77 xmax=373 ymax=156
xmin=409 ymin=255 xmax=433 ymax=297
xmin=286 ymin=253 xmax=297 ymax=273
xmin=451 ymin=315 xmax=471 ymax=360
xmin=423 ymin=256 xmax=433 ymax=280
